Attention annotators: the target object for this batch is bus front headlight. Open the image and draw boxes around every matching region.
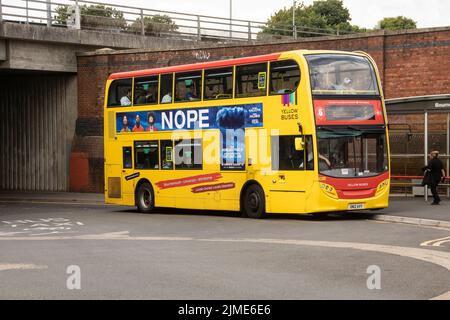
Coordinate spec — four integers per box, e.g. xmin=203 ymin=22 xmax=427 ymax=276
xmin=376 ymin=180 xmax=390 ymax=195
xmin=320 ymin=183 xmax=338 ymax=199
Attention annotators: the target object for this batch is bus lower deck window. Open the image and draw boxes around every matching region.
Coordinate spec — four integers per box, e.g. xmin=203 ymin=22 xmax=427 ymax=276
xmin=160 ymin=140 xmax=174 ymax=170
xmin=174 ymin=139 xmax=202 ymax=169
xmin=135 ymin=141 xmax=159 ymax=169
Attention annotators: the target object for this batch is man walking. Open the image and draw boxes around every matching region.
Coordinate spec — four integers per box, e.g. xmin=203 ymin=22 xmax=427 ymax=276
xmin=426 ymin=150 xmax=446 ymax=205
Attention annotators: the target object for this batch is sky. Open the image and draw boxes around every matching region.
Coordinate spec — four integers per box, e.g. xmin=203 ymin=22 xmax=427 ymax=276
xmin=99 ymin=0 xmax=450 ymax=29
xmin=3 ymin=0 xmax=450 ymax=29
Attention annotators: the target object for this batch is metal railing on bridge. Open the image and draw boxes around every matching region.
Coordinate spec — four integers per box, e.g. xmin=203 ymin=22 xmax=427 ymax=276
xmin=0 ymin=0 xmax=355 ymax=43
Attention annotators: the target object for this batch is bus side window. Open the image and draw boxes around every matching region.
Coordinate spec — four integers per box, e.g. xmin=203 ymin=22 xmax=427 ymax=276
xmin=134 ymin=76 xmax=158 ymax=106
xmin=175 ymin=71 xmax=202 ymax=102
xmin=123 ymin=147 xmax=132 ymax=169
xmin=235 ymin=63 xmax=267 ymax=98
xmin=204 ymin=67 xmax=233 ymax=100
xmin=135 ymin=141 xmax=159 ymax=170
xmin=174 ymin=139 xmax=202 ymax=170
xmin=305 ymin=135 xmax=314 ymax=170
xmin=269 ymin=60 xmax=300 ymax=95
xmin=160 ymin=140 xmax=174 ymax=170
xmin=160 ymin=74 xmax=173 ymax=104
xmin=108 ymin=78 xmax=132 ymax=107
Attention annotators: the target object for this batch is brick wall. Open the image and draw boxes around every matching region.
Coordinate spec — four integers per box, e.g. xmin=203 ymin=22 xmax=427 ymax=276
xmin=73 ymin=27 xmax=450 ymax=192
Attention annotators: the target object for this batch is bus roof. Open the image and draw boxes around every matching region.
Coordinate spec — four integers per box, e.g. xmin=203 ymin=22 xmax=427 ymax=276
xmin=108 ymin=52 xmax=282 ymax=80
xmin=107 ymin=50 xmax=368 ymax=80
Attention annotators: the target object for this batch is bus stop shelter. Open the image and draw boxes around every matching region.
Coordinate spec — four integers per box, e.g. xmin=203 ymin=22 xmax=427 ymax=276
xmin=386 ymin=94 xmax=450 ymax=198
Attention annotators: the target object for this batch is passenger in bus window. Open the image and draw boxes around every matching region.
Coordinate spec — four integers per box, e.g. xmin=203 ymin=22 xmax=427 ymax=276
xmin=136 ymin=87 xmax=156 ymax=104
xmin=120 ymin=89 xmax=132 ymax=106
xmin=132 ymin=114 xmax=144 ymax=132
xmin=120 ymin=115 xmax=130 ymax=132
xmin=161 ymin=91 xmax=172 ymax=103
xmin=146 ymin=112 xmax=158 ymax=132
xmin=185 ymin=84 xmax=198 ymax=101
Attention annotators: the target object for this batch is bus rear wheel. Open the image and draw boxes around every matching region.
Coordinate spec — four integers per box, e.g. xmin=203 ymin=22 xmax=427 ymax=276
xmin=136 ymin=182 xmax=155 ymax=213
xmin=242 ymin=184 xmax=266 ymax=219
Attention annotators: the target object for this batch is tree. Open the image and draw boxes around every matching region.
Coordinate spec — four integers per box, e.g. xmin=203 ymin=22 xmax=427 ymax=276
xmin=260 ymin=0 xmax=362 ymax=38
xmin=129 ymin=15 xmax=178 ymax=36
xmin=377 ymin=16 xmax=417 ymax=30
xmin=54 ymin=4 xmax=126 ymax=30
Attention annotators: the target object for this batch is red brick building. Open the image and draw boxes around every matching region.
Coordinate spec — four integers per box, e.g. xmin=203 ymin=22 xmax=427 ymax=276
xmin=74 ymin=27 xmax=450 ymax=192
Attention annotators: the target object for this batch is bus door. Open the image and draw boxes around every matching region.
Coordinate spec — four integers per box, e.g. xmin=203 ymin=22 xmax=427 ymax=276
xmin=268 ymin=135 xmax=313 ymax=213
xmin=121 ymin=145 xmax=136 ymax=204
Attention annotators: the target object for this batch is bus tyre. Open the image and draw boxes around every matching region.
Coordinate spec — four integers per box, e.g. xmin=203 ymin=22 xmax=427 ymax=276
xmin=242 ymin=184 xmax=266 ymax=219
xmin=136 ymin=182 xmax=155 ymax=213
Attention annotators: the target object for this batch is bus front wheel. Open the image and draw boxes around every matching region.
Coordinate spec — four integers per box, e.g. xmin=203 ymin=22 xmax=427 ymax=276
xmin=242 ymin=184 xmax=266 ymax=219
xmin=136 ymin=182 xmax=155 ymax=213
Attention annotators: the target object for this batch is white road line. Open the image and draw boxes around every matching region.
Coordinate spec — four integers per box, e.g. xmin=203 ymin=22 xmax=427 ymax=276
xmin=421 ymin=236 xmax=450 ymax=247
xmin=0 ymin=232 xmax=449 ymax=299
xmin=1 ymin=231 xmax=450 ymax=270
xmin=0 ymin=264 xmax=48 ymax=271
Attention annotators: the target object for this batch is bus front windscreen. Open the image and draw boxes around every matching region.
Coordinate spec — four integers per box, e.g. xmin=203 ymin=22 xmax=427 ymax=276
xmin=306 ymin=54 xmax=379 ymax=96
xmin=317 ymin=128 xmax=388 ymax=178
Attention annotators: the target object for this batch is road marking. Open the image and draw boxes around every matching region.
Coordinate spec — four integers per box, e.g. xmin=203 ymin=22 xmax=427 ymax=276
xmin=0 ymin=264 xmax=48 ymax=271
xmin=0 ymin=231 xmax=449 ymax=270
xmin=0 ymin=232 xmax=448 ymax=299
xmin=421 ymin=236 xmax=450 ymax=247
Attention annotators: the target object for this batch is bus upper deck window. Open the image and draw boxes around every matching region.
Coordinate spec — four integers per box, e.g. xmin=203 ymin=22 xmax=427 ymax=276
xmin=134 ymin=76 xmax=158 ymax=106
xmin=160 ymin=74 xmax=173 ymax=104
xmin=269 ymin=60 xmax=300 ymax=95
xmin=204 ymin=67 xmax=233 ymax=100
xmin=107 ymin=78 xmax=132 ymax=107
xmin=175 ymin=71 xmax=202 ymax=102
xmin=235 ymin=63 xmax=267 ymax=98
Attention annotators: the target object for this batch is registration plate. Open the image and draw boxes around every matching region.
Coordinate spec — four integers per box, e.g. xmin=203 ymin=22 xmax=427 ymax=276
xmin=348 ymin=203 xmax=365 ymax=210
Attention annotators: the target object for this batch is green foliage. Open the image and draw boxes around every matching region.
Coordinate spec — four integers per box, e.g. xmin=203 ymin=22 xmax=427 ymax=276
xmin=260 ymin=0 xmax=361 ymax=38
xmin=130 ymin=15 xmax=178 ymax=36
xmin=54 ymin=4 xmax=126 ymax=30
xmin=377 ymin=16 xmax=417 ymax=30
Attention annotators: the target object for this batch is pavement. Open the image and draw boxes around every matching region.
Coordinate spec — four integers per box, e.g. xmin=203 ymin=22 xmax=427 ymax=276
xmin=0 ymin=200 xmax=449 ymax=299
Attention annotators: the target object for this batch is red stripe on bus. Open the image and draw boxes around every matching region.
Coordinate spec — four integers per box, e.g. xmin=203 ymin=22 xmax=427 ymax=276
xmin=108 ymin=52 xmax=282 ymax=80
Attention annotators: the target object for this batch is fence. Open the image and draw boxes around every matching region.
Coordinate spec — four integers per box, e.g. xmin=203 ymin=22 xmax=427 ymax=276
xmin=0 ymin=0 xmax=354 ymax=42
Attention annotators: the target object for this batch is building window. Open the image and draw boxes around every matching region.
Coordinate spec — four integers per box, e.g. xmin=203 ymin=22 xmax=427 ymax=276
xmin=134 ymin=76 xmax=158 ymax=105
xmin=269 ymin=60 xmax=300 ymax=95
xmin=174 ymin=139 xmax=202 ymax=169
xmin=175 ymin=71 xmax=202 ymax=102
xmin=235 ymin=63 xmax=267 ymax=98
xmin=108 ymin=78 xmax=132 ymax=107
xmin=204 ymin=67 xmax=233 ymax=100
xmin=135 ymin=141 xmax=159 ymax=169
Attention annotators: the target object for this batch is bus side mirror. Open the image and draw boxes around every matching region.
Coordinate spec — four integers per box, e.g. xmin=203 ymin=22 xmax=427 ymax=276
xmin=295 ymin=137 xmax=304 ymax=151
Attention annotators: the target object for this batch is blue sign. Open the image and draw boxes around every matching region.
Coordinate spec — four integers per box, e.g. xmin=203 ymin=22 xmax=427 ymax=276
xmin=116 ymin=103 xmax=263 ymax=133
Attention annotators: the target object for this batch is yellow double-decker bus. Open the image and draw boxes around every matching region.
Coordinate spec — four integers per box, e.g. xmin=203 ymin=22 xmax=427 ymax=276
xmin=104 ymin=50 xmax=390 ymax=218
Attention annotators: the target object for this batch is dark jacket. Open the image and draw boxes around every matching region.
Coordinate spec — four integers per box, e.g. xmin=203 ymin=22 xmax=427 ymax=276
xmin=427 ymin=157 xmax=444 ymax=183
